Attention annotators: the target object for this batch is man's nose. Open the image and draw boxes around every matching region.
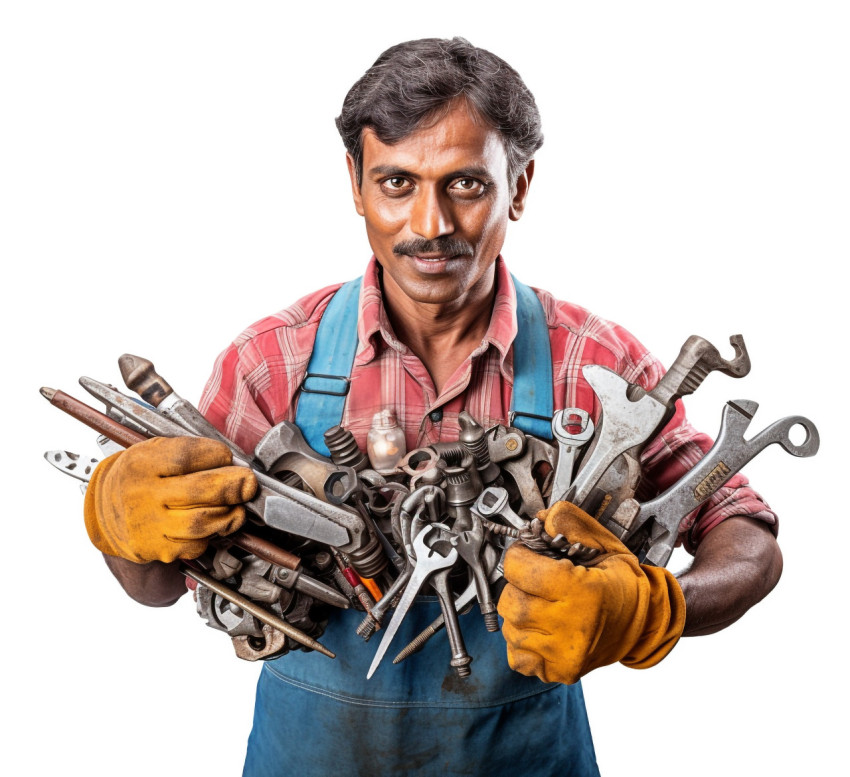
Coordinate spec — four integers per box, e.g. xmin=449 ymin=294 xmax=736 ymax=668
xmin=409 ymin=186 xmax=455 ymax=239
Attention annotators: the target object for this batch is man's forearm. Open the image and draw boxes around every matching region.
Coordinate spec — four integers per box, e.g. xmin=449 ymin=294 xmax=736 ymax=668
xmin=103 ymin=554 xmax=188 ymax=607
xmin=676 ymin=516 xmax=782 ymax=636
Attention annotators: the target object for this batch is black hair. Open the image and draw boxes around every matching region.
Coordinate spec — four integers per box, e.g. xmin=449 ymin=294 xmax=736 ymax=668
xmin=336 ymin=37 xmax=543 ymax=188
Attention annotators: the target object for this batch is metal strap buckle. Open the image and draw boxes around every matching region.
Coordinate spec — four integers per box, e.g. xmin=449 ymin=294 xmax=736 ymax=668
xmin=509 ymin=410 xmax=552 ymax=427
xmin=300 ymin=373 xmax=351 ymax=397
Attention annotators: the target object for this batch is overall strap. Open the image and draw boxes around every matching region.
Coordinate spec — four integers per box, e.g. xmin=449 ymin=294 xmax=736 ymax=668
xmin=295 ymin=277 xmax=362 ymax=455
xmin=295 ymin=274 xmax=554 ymax=452
xmin=509 ymin=276 xmax=554 ymax=440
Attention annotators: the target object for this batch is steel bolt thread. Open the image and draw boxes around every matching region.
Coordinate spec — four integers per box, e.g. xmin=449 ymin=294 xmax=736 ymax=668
xmin=481 ymin=518 xmax=520 ymax=537
xmin=324 ymin=425 xmax=368 ymax=471
xmin=458 ymin=411 xmax=491 ymax=468
xmin=482 ymin=610 xmax=500 ymax=632
xmin=451 ymin=655 xmax=473 ymax=677
xmin=393 ymin=626 xmax=437 ymax=663
xmin=356 ymin=615 xmax=378 ymax=641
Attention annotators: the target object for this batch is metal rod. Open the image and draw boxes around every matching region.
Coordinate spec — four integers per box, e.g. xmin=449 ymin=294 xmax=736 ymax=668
xmin=181 ymin=565 xmax=335 ymax=659
xmin=40 ymin=387 xmax=149 ymax=448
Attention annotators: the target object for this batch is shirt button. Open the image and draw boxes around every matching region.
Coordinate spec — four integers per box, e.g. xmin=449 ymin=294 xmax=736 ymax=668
xmin=429 ymin=408 xmax=443 ymax=422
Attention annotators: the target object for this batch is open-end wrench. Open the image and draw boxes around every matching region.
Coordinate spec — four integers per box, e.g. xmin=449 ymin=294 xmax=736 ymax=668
xmin=608 ymin=400 xmax=819 ymax=567
xmin=549 ymin=408 xmax=595 ymax=505
xmin=474 ymin=486 xmax=526 ymax=530
xmin=367 ymin=525 xmax=459 ymax=679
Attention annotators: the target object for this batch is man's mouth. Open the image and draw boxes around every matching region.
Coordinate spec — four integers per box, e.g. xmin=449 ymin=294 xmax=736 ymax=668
xmin=410 ymin=254 xmax=456 ymax=273
xmin=414 ymin=253 xmax=453 ymax=262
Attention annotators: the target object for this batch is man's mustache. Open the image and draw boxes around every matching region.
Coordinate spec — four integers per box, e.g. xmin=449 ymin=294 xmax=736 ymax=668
xmin=393 ymin=237 xmax=475 ymax=258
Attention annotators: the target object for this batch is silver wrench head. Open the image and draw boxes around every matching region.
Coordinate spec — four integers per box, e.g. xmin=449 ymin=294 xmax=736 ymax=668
xmin=727 ymin=400 xmax=820 ymax=458
xmin=552 ymin=408 xmax=595 ymax=445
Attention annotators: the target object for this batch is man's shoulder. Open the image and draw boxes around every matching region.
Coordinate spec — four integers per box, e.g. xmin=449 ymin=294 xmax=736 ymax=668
xmin=531 ymin=283 xmax=660 ymax=384
xmin=231 ymin=282 xmax=344 ymax=348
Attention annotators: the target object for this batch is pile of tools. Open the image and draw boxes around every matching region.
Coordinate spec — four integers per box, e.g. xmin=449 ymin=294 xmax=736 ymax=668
xmin=43 ymin=334 xmax=819 ymax=680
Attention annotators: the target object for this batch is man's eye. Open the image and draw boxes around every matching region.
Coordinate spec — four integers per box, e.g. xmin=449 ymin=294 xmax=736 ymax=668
xmin=451 ymin=178 xmax=485 ymax=196
xmin=381 ymin=177 xmax=410 ymax=191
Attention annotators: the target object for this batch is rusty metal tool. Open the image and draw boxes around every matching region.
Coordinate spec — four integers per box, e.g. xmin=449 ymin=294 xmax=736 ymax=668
xmin=608 ymin=400 xmax=819 ymax=567
xmin=118 ymin=354 xmax=248 ymax=459
xmin=393 ymin=544 xmax=502 ymax=664
xmin=451 ymin=510 xmax=499 ymax=632
xmin=549 ymin=408 xmax=595 ymax=505
xmin=43 ymin=424 xmax=349 ymax=609
xmin=181 ymin=564 xmax=335 ymax=658
xmin=367 ymin=525 xmax=459 ymax=679
xmin=428 ymin=562 xmax=473 ymax=676
xmin=569 ymin=335 xmax=751 ymax=507
xmin=76 ymin=376 xmax=385 ymax=578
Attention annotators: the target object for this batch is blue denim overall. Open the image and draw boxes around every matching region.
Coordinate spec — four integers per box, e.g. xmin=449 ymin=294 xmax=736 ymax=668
xmin=243 ymin=278 xmax=599 ymax=777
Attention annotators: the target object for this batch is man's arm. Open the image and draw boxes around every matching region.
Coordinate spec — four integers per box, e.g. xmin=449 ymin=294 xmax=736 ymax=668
xmin=677 ymin=515 xmax=783 ymax=636
xmin=103 ymin=555 xmax=187 ymax=607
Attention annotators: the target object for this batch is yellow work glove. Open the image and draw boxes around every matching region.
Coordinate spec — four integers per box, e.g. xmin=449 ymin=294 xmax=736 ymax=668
xmin=498 ymin=500 xmax=686 ymax=685
xmin=84 ymin=436 xmax=258 ymax=564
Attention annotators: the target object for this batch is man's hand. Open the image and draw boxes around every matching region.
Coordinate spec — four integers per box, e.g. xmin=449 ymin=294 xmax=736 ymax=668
xmin=84 ymin=436 xmax=258 ymax=564
xmin=497 ymin=501 xmax=686 ymax=685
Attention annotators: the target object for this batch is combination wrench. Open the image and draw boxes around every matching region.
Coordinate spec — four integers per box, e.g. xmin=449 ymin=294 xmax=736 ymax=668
xmin=549 ymin=408 xmax=595 ymax=505
xmin=605 ymin=399 xmax=819 ymax=566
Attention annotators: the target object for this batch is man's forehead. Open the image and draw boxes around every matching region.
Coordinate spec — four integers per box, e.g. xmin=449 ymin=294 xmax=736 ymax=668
xmin=360 ymin=102 xmax=508 ymax=178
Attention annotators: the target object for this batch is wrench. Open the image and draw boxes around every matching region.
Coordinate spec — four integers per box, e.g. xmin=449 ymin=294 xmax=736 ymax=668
xmin=568 ymin=365 xmax=668 ymax=506
xmin=549 ymin=408 xmax=595 ymax=505
xmin=611 ymin=399 xmax=819 ymax=567
xmin=570 ymin=335 xmax=752 ymax=508
xmin=367 ymin=525 xmax=459 ymax=679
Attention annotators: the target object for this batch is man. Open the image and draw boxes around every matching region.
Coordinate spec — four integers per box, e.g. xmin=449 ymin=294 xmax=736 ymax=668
xmin=83 ymin=38 xmax=781 ymax=776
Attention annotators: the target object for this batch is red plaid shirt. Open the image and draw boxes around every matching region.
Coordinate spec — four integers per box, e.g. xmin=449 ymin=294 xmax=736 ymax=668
xmin=200 ymin=256 xmax=775 ymax=552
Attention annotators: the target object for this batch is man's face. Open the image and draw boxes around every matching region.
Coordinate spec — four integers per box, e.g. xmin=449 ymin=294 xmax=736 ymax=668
xmin=347 ymin=100 xmax=532 ymax=306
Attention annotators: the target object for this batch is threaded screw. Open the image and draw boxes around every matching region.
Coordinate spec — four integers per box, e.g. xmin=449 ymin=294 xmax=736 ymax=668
xmin=324 ymin=425 xmax=368 ymax=471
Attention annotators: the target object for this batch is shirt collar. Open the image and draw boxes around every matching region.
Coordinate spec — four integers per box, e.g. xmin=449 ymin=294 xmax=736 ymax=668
xmin=355 ymin=255 xmax=519 ymax=370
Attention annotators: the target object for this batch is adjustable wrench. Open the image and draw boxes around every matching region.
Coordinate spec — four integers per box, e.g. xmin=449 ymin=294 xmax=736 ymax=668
xmin=568 ymin=366 xmax=667 ymax=506
xmin=569 ymin=335 xmax=751 ymax=507
xmin=609 ymin=399 xmax=819 ymax=567
xmin=549 ymin=408 xmax=595 ymax=505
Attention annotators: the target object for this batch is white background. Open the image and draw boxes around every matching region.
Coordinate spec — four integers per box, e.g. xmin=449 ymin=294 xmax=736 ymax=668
xmin=2 ymin=2 xmax=847 ymax=775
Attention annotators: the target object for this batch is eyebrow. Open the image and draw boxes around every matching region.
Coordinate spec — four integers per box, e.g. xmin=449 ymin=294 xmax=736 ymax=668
xmin=367 ymin=165 xmax=495 ymax=181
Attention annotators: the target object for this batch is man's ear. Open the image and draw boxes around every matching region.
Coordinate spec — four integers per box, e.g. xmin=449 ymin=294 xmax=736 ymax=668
xmin=346 ymin=153 xmax=365 ymax=217
xmin=509 ymin=159 xmax=535 ymax=221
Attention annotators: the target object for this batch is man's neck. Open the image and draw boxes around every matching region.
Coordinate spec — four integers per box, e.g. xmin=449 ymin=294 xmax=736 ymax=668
xmin=381 ymin=267 xmax=496 ymax=395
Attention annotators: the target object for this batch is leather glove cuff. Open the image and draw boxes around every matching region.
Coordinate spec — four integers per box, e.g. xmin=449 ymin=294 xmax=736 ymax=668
xmin=621 ymin=565 xmax=686 ymax=669
xmin=84 ymin=451 xmax=126 ymax=558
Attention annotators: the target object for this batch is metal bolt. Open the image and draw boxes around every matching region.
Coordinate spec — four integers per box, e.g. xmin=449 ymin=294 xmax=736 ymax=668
xmin=505 ymin=438 xmax=519 ymax=452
